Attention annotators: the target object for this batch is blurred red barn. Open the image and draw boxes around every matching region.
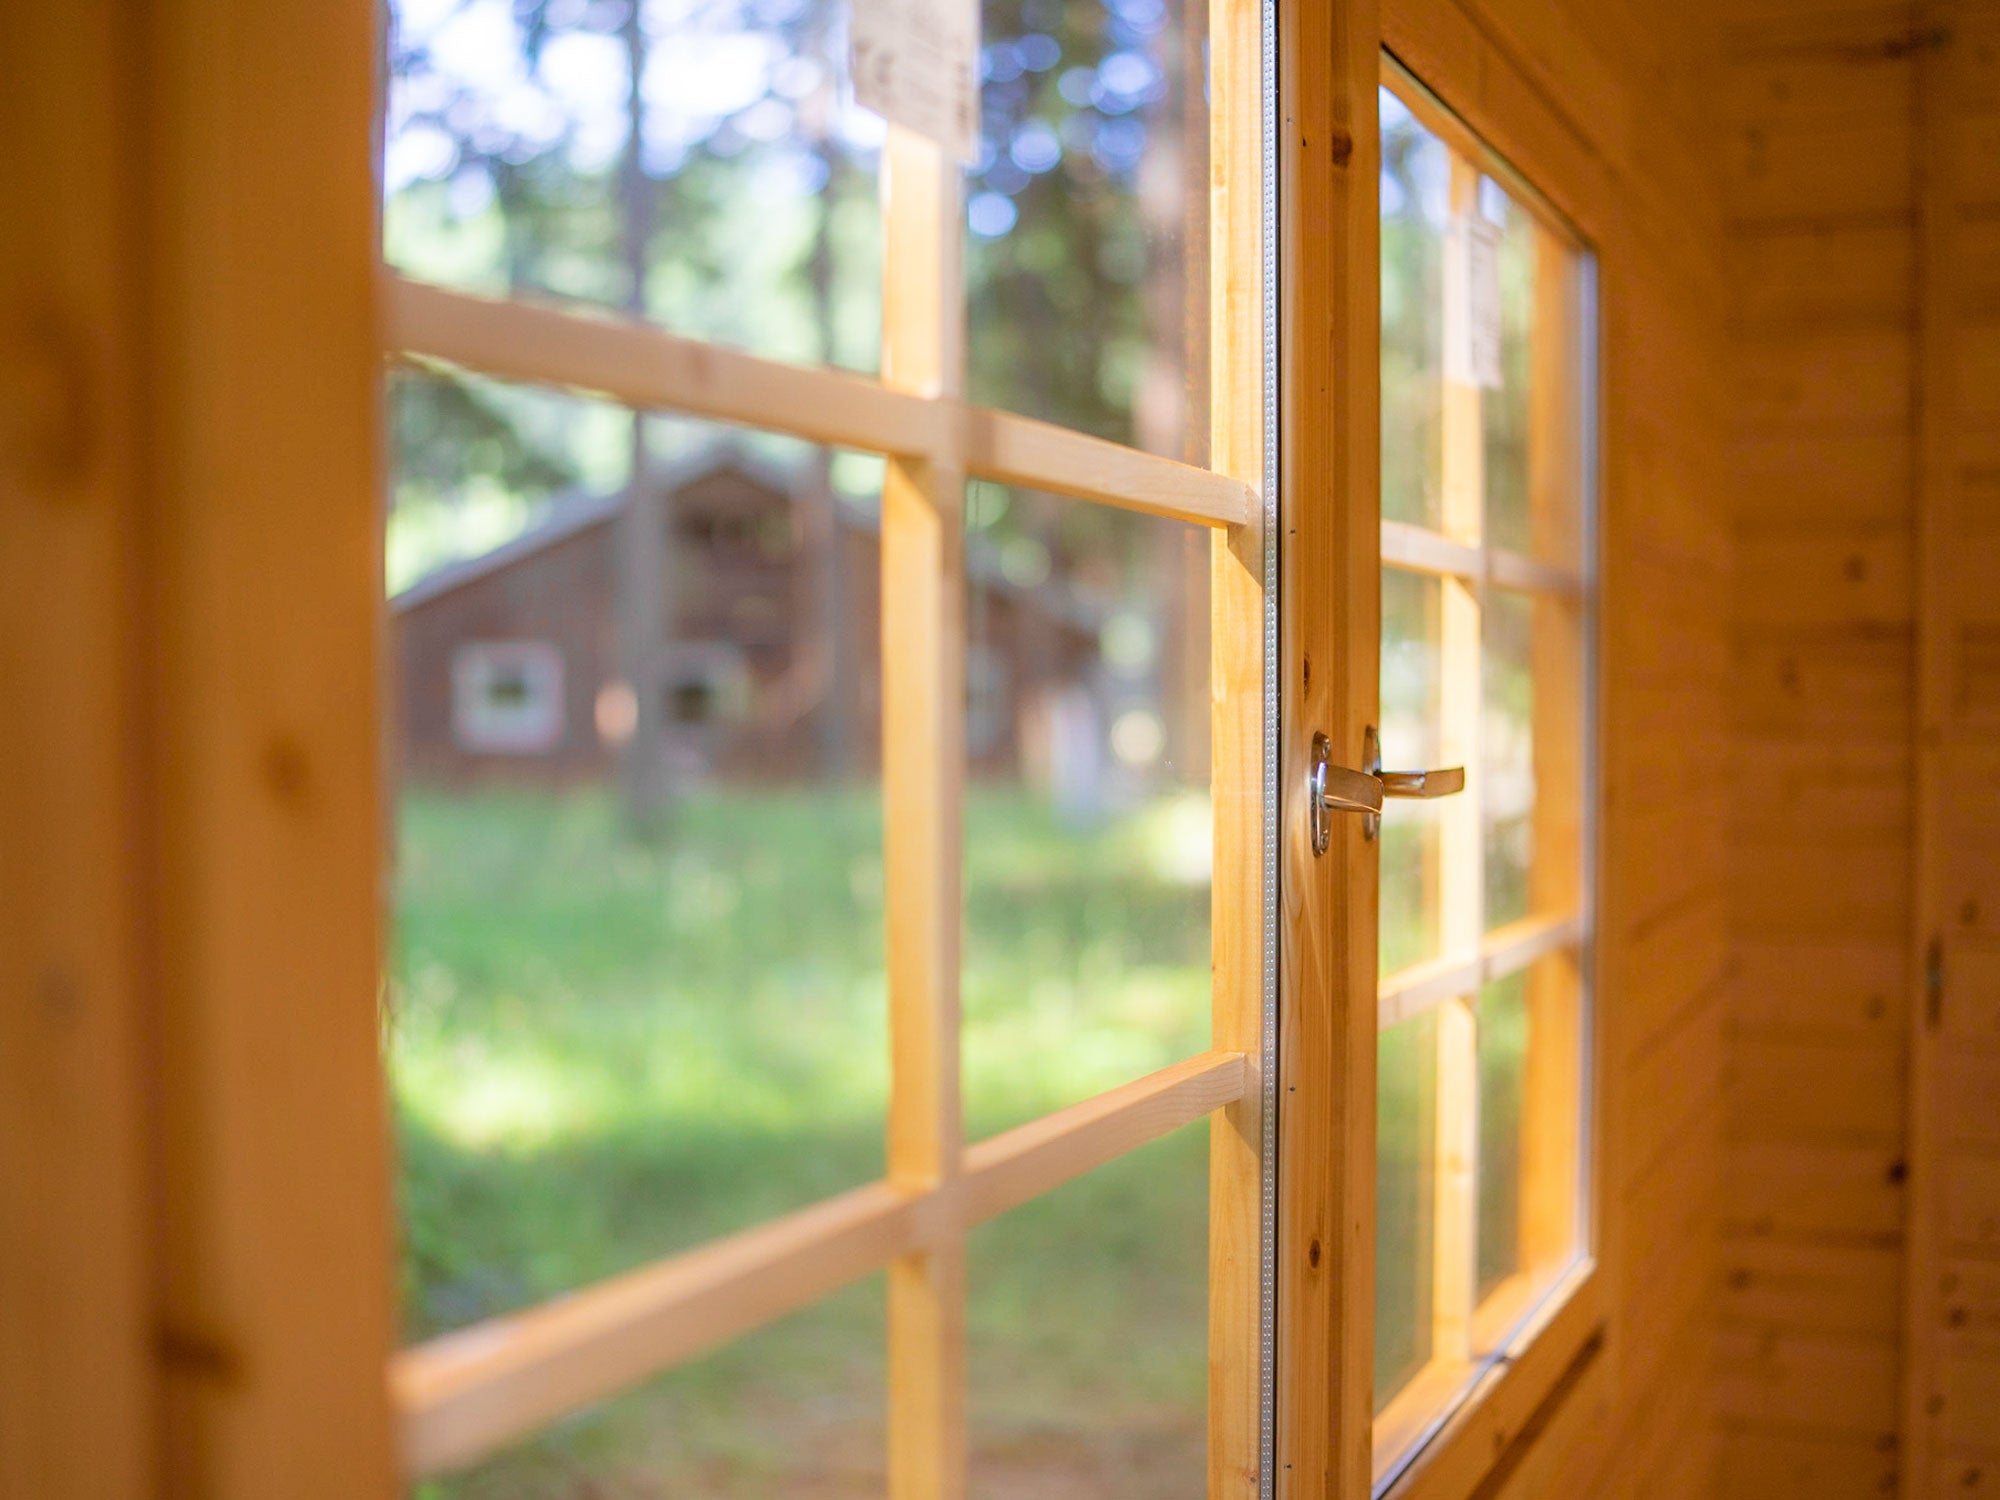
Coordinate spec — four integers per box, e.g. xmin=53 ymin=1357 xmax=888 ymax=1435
xmin=390 ymin=453 xmax=1110 ymax=789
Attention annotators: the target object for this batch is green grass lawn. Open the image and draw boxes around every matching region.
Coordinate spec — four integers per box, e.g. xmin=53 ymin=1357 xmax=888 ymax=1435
xmin=389 ymin=783 xmax=1522 ymax=1495
xmin=392 ymin=784 xmax=1213 ymax=1497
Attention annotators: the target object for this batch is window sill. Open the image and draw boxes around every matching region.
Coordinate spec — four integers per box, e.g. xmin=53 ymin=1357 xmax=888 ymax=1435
xmin=1374 ymin=1260 xmax=1605 ymax=1500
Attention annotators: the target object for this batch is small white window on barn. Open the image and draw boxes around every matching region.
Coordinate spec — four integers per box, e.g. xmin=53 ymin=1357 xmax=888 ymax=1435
xmin=451 ymin=642 xmax=564 ymax=754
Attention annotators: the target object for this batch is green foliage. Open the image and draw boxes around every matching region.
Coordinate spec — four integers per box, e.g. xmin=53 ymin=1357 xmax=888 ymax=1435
xmin=391 ymin=785 xmax=1210 ymax=1494
xmin=383 ymin=0 xmax=1199 ymax=588
xmin=392 ymin=364 xmax=581 ymax=501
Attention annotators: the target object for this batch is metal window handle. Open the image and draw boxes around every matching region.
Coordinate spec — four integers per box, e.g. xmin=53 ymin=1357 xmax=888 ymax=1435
xmin=1377 ymin=767 xmax=1467 ymax=798
xmin=1308 ymin=727 xmax=1466 ymax=855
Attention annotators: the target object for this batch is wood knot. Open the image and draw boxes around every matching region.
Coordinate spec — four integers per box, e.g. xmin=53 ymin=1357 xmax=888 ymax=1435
xmin=1328 ymin=128 xmax=1353 ymax=168
xmin=0 ymin=311 xmax=99 ymax=500
xmin=36 ymin=969 xmax=81 ymax=1024
xmin=261 ymin=735 xmax=311 ymax=806
xmin=156 ymin=1324 xmax=246 ymax=1388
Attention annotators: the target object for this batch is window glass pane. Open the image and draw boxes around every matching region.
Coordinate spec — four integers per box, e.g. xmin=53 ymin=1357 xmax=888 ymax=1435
xmin=1381 ymin=567 xmax=1443 ymax=974
xmin=385 ymin=0 xmax=884 ymax=374
xmin=387 ymin=361 xmax=635 ymax=593
xmin=388 ymin=374 xmax=887 ymax=1337
xmin=962 ymin=486 xmax=1211 ymax=1136
xmin=1479 ymin=178 xmax=1535 ymax=556
xmin=1487 ymin=585 xmax=1586 ymax=935
xmin=966 ymin=0 xmax=1209 ymax=461
xmin=1379 ymin=86 xmax=1447 ymax=532
xmin=1483 ymin=588 xmax=1532 ymax=930
xmin=1475 ymin=969 xmax=1526 ymax=1298
xmin=1475 ymin=950 xmax=1584 ymax=1314
xmin=1377 ymin=72 xmax=1592 ymax=1472
xmin=1376 ymin=1009 xmax=1439 ymax=1408
xmin=968 ymin=1125 xmax=1207 ymax=1493
xmin=412 ymin=1275 xmax=884 ymax=1497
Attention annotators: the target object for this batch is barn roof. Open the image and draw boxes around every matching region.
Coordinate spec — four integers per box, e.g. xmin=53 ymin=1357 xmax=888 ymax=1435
xmin=390 ymin=450 xmax=793 ymax=612
xmin=390 ymin=488 xmax=626 ymax=612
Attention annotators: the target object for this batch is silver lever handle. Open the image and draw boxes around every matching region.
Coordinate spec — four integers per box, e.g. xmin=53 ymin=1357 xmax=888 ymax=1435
xmin=1308 ymin=727 xmax=1465 ymax=855
xmin=1377 ymin=767 xmax=1466 ymax=799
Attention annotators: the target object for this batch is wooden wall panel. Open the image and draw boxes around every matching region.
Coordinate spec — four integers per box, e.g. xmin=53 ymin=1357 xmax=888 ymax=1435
xmin=1716 ymin=1428 xmax=1900 ymax=1500
xmin=1716 ymin=1325 xmax=1903 ymax=1438
xmin=1719 ymin=0 xmax=2000 ymax=1492
xmin=1898 ymin=0 xmax=2000 ymax=1489
xmin=1727 ymin=1141 xmax=1907 ymax=1246
xmin=1733 ymin=941 xmax=1906 ymax=1042
xmin=1732 ymin=222 xmax=1915 ymax=333
xmin=1714 ymin=5 xmax=1926 ymax=1489
xmin=1724 ymin=1239 xmax=1904 ymax=1340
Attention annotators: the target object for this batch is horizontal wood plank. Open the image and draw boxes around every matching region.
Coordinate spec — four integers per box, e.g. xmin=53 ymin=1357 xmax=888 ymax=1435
xmin=960 ymin=407 xmax=1254 ymax=527
xmin=1724 ymin=1141 xmax=1906 ymax=1247
xmin=1490 ymin=548 xmax=1585 ymax=597
xmin=1715 ymin=1326 xmax=1901 ymax=1439
xmin=1730 ymin=941 xmax=1907 ymax=1044
xmin=1381 ymin=519 xmax=1481 ymax=580
xmin=1726 ymin=1035 xmax=1907 ymax=1149
xmin=389 ymin=276 xmax=1253 ymax=529
xmin=394 ymin=1049 xmax=1247 ymax=1477
xmin=1721 ymin=1239 xmax=1904 ymax=1340
xmin=388 ymin=275 xmax=941 ymax=458
xmin=1733 ymin=524 xmax=1914 ymax=631
xmin=1379 ymin=519 xmax=1582 ymax=596
xmin=1378 ymin=912 xmax=1586 ymax=1029
xmin=961 ymin=1049 xmax=1248 ymax=1225
xmin=395 ymin=1181 xmax=926 ymax=1477
xmin=1714 ymin=1425 xmax=1899 ymax=1500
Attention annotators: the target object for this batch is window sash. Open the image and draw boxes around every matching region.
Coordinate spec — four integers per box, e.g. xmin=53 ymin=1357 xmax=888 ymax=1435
xmin=381 ymin=1 xmax=1275 ymax=1487
xmin=1372 ymin=61 xmax=1595 ymax=1485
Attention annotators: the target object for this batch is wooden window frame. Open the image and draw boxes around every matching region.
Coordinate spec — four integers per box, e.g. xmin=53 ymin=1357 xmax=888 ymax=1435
xmin=2 ymin=4 xmax=1643 ymax=1497
xmin=380 ymin=2 xmax=1276 ymax=1491
xmin=1367 ymin=54 xmax=1605 ymax=1500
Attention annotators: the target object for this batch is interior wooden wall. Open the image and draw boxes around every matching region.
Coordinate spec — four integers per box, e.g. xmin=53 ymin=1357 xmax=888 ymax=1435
xmin=1713 ymin=4 xmax=1920 ymax=1493
xmin=1905 ymin=3 xmax=2000 ymax=1486
xmin=1714 ymin=1 xmax=2000 ymax=1495
xmin=1381 ymin=2 xmax=1732 ymax=1496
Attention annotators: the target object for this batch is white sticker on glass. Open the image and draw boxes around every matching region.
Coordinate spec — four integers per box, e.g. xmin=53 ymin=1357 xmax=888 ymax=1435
xmin=1445 ymin=208 xmax=1503 ymax=390
xmin=851 ymin=0 xmax=980 ymax=164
